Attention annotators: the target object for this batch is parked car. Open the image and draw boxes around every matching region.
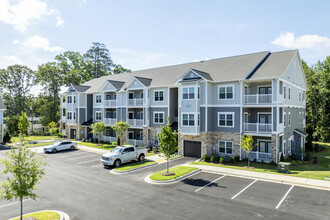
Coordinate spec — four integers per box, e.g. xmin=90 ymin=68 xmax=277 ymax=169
xmin=44 ymin=141 xmax=77 ymax=153
xmin=100 ymin=145 xmax=148 ymax=167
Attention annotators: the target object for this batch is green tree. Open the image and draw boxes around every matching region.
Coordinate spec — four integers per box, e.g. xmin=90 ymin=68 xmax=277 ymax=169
xmin=112 ymin=121 xmax=130 ymax=146
xmin=157 ymin=117 xmax=178 ymax=174
xmin=0 ymin=136 xmax=47 ymax=220
xmin=18 ymin=112 xmax=30 ymax=137
xmin=240 ymin=135 xmax=257 ymax=168
xmin=48 ymin=121 xmax=58 ymax=136
xmin=91 ymin=122 xmax=106 ymax=144
xmin=113 ymin=64 xmax=131 ymax=74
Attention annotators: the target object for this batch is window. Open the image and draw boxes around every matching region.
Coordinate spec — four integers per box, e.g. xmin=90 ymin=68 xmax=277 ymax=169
xmin=197 ymin=87 xmax=200 ymax=99
xmin=63 ymin=108 xmax=66 ymax=117
xmin=299 ymin=92 xmax=301 ymax=102
xmin=154 ymin=90 xmax=164 ymax=102
xmin=218 ymin=141 xmax=233 ymax=154
xmin=258 ymin=141 xmax=271 ymax=153
xmin=95 ymin=111 xmax=102 ymax=121
xmin=284 ymin=86 xmax=286 ymax=99
xmin=73 ymin=95 xmax=76 ymax=103
xmin=284 ymin=112 xmax=287 ymax=127
xmin=182 ymin=87 xmax=195 ymax=99
xmin=154 ymin=135 xmax=159 ymax=145
xmin=218 ymin=85 xmax=234 ymax=99
xmin=67 ymin=112 xmax=72 ymax=120
xmin=218 ymin=113 xmax=234 ymax=127
xmin=288 ymin=112 xmax=291 ymax=126
xmin=128 ymin=93 xmax=134 ymax=99
xmin=288 ymin=87 xmax=291 ymax=100
xmin=96 ymin=95 xmax=102 ymax=103
xmin=154 ymin=112 xmax=164 ymax=124
xmin=182 ymin=114 xmax=195 ymax=126
xmin=198 ymin=114 xmax=200 ymax=126
xmin=67 ymin=96 xmax=72 ymax=103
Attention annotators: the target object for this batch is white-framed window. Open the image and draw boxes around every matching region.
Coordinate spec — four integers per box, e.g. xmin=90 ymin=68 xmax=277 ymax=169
xmin=288 ymin=87 xmax=291 ymax=100
xmin=95 ymin=111 xmax=102 ymax=121
xmin=288 ymin=112 xmax=291 ymax=126
xmin=73 ymin=111 xmax=76 ymax=120
xmin=73 ymin=95 xmax=76 ymax=103
xmin=283 ymin=140 xmax=287 ymax=155
xmin=218 ymin=141 xmax=233 ymax=154
xmin=284 ymin=112 xmax=287 ymax=127
xmin=63 ymin=108 xmax=66 ymax=116
xmin=182 ymin=87 xmax=195 ymax=99
xmin=197 ymin=86 xmax=200 ymax=99
xmin=182 ymin=113 xmax=195 ymax=126
xmin=154 ymin=90 xmax=164 ymax=102
xmin=284 ymin=86 xmax=286 ymax=99
xmin=67 ymin=96 xmax=72 ymax=103
xmin=258 ymin=140 xmax=271 ymax=153
xmin=154 ymin=112 xmax=164 ymax=124
xmin=218 ymin=112 xmax=234 ymax=127
xmin=218 ymin=85 xmax=234 ymax=100
xmin=197 ymin=113 xmax=200 ymax=126
xmin=96 ymin=95 xmax=102 ymax=103
xmin=67 ymin=112 xmax=72 ymax=120
xmin=154 ymin=134 xmax=159 ymax=145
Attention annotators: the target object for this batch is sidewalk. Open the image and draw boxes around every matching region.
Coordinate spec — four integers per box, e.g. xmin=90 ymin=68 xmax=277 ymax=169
xmin=188 ymin=164 xmax=330 ymax=190
xmin=77 ymin=144 xmax=110 ymax=154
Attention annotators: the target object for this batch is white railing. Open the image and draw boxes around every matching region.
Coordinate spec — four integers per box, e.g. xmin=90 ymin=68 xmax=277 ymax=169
xmin=104 ymin=99 xmax=116 ymax=107
xmin=127 ymin=98 xmax=143 ymax=106
xmin=127 ymin=139 xmax=143 ymax=146
xmin=66 ymin=119 xmax=76 ymax=125
xmin=244 ymin=94 xmax=272 ymax=104
xmin=247 ymin=151 xmax=272 ymax=161
xmin=104 ymin=136 xmax=117 ymax=143
xmin=244 ymin=123 xmax=272 ymax=133
xmin=127 ymin=119 xmax=143 ymax=127
xmin=104 ymin=118 xmax=117 ymax=126
xmin=61 ymin=116 xmax=66 ymax=121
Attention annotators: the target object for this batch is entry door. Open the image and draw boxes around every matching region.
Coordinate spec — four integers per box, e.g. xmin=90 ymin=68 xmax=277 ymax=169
xmin=259 ymin=114 xmax=271 ymax=124
xmin=128 ymin=131 xmax=134 ymax=140
xmin=258 ymin=141 xmax=271 ymax=153
xmin=128 ymin=112 xmax=134 ymax=119
xmin=259 ymin=86 xmax=272 ymax=94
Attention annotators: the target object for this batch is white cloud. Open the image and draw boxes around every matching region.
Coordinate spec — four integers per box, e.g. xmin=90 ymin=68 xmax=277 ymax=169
xmin=0 ymin=0 xmax=64 ymax=32
xmin=82 ymin=0 xmax=87 ymax=3
xmin=56 ymin=16 xmax=65 ymax=27
xmin=12 ymin=40 xmax=19 ymax=45
xmin=272 ymin=32 xmax=330 ymax=51
xmin=3 ymin=55 xmax=23 ymax=65
xmin=23 ymin=35 xmax=65 ymax=52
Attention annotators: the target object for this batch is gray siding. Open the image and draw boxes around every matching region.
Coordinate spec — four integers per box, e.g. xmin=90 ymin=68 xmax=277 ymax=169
xmin=149 ymin=107 xmax=168 ymax=127
xmin=87 ymin=94 xmax=93 ymax=121
xmin=117 ymin=107 xmax=127 ymax=122
xmin=207 ymin=107 xmax=240 ymax=133
xmin=200 ymin=107 xmax=205 ymax=132
xmin=93 ymin=108 xmax=102 ymax=122
xmin=207 ymin=82 xmax=241 ymax=105
xmin=273 ymin=107 xmax=277 ymax=131
xmin=150 ymin=87 xmax=169 ymax=106
xmin=79 ymin=108 xmax=86 ymax=123
xmin=283 ymin=107 xmax=305 ymax=152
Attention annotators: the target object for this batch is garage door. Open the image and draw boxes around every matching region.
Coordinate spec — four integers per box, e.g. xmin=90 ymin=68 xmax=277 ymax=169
xmin=184 ymin=141 xmax=201 ymax=158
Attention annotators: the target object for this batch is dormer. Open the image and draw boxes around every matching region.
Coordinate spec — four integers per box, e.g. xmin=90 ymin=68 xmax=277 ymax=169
xmin=100 ymin=80 xmax=125 ymax=92
xmin=177 ymin=68 xmax=213 ymax=84
xmin=123 ymin=76 xmax=152 ymax=90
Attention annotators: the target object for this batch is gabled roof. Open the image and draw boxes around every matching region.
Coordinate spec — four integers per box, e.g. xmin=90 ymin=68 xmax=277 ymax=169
xmin=135 ymin=76 xmax=152 ymax=87
xmin=294 ymin=128 xmax=308 ymax=137
xmin=67 ymin=84 xmax=90 ymax=93
xmin=190 ymin=69 xmax=213 ymax=81
xmin=108 ymin=80 xmax=125 ymax=90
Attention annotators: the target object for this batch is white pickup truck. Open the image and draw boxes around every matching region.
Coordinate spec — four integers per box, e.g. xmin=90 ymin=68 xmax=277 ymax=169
xmin=100 ymin=145 xmax=148 ymax=168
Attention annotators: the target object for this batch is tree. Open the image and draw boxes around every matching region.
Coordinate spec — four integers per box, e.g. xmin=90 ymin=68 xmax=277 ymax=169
xmin=0 ymin=136 xmax=46 ymax=220
xmin=240 ymin=135 xmax=257 ymax=168
xmin=18 ymin=112 xmax=30 ymax=137
xmin=112 ymin=121 xmax=130 ymax=146
xmin=84 ymin=42 xmax=113 ymax=78
xmin=157 ymin=117 xmax=178 ymax=174
xmin=113 ymin=64 xmax=131 ymax=74
xmin=48 ymin=121 xmax=58 ymax=136
xmin=90 ymin=122 xmax=106 ymax=144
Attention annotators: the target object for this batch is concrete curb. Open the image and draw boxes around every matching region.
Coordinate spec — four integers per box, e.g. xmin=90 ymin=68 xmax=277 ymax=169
xmin=144 ymin=169 xmax=201 ymax=184
xmin=9 ymin=210 xmax=70 ymax=220
xmin=110 ymin=162 xmax=158 ymax=174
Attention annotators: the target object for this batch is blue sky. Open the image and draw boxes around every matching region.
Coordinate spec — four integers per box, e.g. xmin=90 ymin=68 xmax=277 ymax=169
xmin=1 ymin=0 xmax=330 ymax=77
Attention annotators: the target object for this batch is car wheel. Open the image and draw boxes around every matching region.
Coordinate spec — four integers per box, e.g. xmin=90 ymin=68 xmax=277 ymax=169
xmin=70 ymin=146 xmax=75 ymax=150
xmin=114 ymin=159 xmax=121 ymax=167
xmin=52 ymin=148 xmax=57 ymax=153
xmin=138 ymin=154 xmax=145 ymax=162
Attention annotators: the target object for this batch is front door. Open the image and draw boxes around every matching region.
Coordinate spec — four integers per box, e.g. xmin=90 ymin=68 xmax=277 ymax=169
xmin=70 ymin=129 xmax=76 ymax=139
xmin=128 ymin=131 xmax=134 ymax=140
xmin=259 ymin=113 xmax=272 ymax=132
xmin=128 ymin=112 xmax=134 ymax=120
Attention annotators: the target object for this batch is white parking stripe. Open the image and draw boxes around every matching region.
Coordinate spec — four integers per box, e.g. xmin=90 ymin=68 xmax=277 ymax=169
xmin=0 ymin=199 xmax=31 ymax=209
xmin=195 ymin=175 xmax=226 ymax=192
xmin=91 ymin=164 xmax=102 ymax=168
xmin=67 ymin=154 xmax=98 ymax=161
xmin=276 ymin=185 xmax=294 ymax=209
xmin=77 ymin=159 xmax=100 ymax=165
xmin=231 ymin=179 xmax=258 ymax=200
xmin=55 ymin=151 xmax=90 ymax=158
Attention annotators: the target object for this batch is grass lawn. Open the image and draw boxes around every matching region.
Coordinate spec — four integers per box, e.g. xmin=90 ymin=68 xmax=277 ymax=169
xmin=78 ymin=142 xmax=116 ymax=150
xmin=27 ymin=142 xmax=54 ymax=147
xmin=11 ymin=135 xmax=61 ymax=143
xmin=148 ymin=152 xmax=155 ymax=156
xmin=150 ymin=166 xmax=198 ymax=181
xmin=191 ymin=142 xmax=330 ymax=181
xmin=12 ymin=211 xmax=60 ymax=220
xmin=114 ymin=160 xmax=156 ymax=171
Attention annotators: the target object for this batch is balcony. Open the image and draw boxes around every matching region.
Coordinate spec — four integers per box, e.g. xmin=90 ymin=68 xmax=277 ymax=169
xmin=104 ymin=118 xmax=117 ymax=126
xmin=128 ymin=98 xmax=143 ymax=106
xmin=244 ymin=151 xmax=272 ymax=162
xmin=66 ymin=119 xmax=76 ymax=125
xmin=104 ymin=136 xmax=117 ymax=143
xmin=244 ymin=94 xmax=272 ymax=105
xmin=104 ymin=99 xmax=116 ymax=107
xmin=127 ymin=119 xmax=143 ymax=127
xmin=127 ymin=139 xmax=143 ymax=146
xmin=244 ymin=123 xmax=272 ymax=133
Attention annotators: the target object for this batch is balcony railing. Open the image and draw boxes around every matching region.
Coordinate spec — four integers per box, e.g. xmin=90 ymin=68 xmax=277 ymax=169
xmin=104 ymin=136 xmax=117 ymax=143
xmin=244 ymin=123 xmax=272 ymax=133
xmin=104 ymin=118 xmax=117 ymax=126
xmin=127 ymin=119 xmax=143 ymax=127
xmin=66 ymin=119 xmax=76 ymax=125
xmin=104 ymin=99 xmax=116 ymax=107
xmin=127 ymin=139 xmax=143 ymax=146
xmin=127 ymin=98 xmax=143 ymax=106
xmin=245 ymin=151 xmax=272 ymax=162
xmin=244 ymin=94 xmax=272 ymax=104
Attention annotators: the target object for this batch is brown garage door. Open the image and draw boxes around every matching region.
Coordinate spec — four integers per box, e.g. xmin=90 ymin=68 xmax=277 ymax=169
xmin=184 ymin=141 xmax=201 ymax=158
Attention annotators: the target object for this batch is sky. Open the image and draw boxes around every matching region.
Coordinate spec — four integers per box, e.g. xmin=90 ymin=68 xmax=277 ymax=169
xmin=1 ymin=0 xmax=330 ymax=94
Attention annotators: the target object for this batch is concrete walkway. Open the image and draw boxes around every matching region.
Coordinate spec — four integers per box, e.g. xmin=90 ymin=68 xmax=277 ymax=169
xmin=77 ymin=144 xmax=110 ymax=154
xmin=188 ymin=164 xmax=330 ymax=190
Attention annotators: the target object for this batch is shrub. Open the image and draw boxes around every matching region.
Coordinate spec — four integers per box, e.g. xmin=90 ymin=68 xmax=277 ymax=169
xmin=234 ymin=155 xmax=240 ymax=162
xmin=270 ymin=160 xmax=276 ymax=165
xmin=313 ymin=157 xmax=318 ymax=164
xmin=280 ymin=152 xmax=284 ymax=162
xmin=203 ymin=154 xmax=209 ymax=161
xmin=147 ymin=147 xmax=152 ymax=152
xmin=3 ymin=130 xmax=11 ymax=142
xmin=57 ymin=132 xmax=66 ymax=138
xmin=290 ymin=160 xmax=297 ymax=166
xmin=219 ymin=157 xmax=224 ymax=163
xmin=210 ymin=155 xmax=216 ymax=162
xmin=228 ymin=157 xmax=234 ymax=163
xmin=304 ymin=153 xmax=310 ymax=161
xmin=296 ymin=160 xmax=302 ymax=165
xmin=253 ymin=158 xmax=257 ymax=162
xmin=261 ymin=160 xmax=264 ymax=163
xmin=82 ymin=138 xmax=85 ymax=142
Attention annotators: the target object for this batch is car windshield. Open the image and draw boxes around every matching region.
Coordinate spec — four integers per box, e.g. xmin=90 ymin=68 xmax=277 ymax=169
xmin=111 ymin=147 xmax=123 ymax=154
xmin=53 ymin=141 xmax=62 ymax=146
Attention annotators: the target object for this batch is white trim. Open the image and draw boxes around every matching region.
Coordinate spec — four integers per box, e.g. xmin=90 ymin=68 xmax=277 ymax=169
xmin=257 ymin=139 xmax=272 ymax=154
xmin=284 ymin=112 xmax=287 ymax=128
xmin=181 ymin=85 xmax=196 ymax=100
xmin=218 ymin=84 xmax=234 ymax=100
xmin=154 ymin=89 xmax=165 ymax=102
xmin=257 ymin=112 xmax=272 ymax=124
xmin=153 ymin=111 xmax=165 ymax=124
xmin=218 ymin=140 xmax=233 ymax=155
xmin=217 ymin=112 xmax=235 ymax=128
xmin=288 ymin=112 xmax=291 ymax=127
xmin=283 ymin=139 xmax=287 ymax=156
xmin=200 ymin=104 xmax=241 ymax=107
xmin=181 ymin=112 xmax=197 ymax=127
xmin=95 ymin=111 xmax=102 ymax=121
xmin=95 ymin=94 xmax=102 ymax=104
xmin=175 ymin=68 xmax=211 ymax=84
xmin=280 ymin=78 xmax=307 ymax=91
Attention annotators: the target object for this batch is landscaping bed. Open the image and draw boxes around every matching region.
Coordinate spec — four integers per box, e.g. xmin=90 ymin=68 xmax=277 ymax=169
xmin=78 ymin=142 xmax=116 ymax=150
xmin=149 ymin=166 xmax=198 ymax=181
xmin=12 ymin=211 xmax=60 ymax=220
xmin=113 ymin=160 xmax=156 ymax=172
xmin=10 ymin=136 xmax=61 ymax=143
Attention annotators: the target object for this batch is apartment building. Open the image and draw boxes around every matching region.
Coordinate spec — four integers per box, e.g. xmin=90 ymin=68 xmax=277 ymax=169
xmin=60 ymin=49 xmax=307 ymax=163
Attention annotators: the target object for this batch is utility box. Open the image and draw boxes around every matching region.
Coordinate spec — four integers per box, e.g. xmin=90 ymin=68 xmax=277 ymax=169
xmin=278 ymin=162 xmax=291 ymax=173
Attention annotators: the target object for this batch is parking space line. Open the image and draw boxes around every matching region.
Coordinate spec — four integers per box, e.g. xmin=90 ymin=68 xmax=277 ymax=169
xmin=91 ymin=164 xmax=102 ymax=168
xmin=0 ymin=199 xmax=31 ymax=209
xmin=78 ymin=159 xmax=100 ymax=165
xmin=195 ymin=175 xmax=227 ymax=192
xmin=275 ymin=185 xmax=294 ymax=209
xmin=67 ymin=154 xmax=98 ymax=161
xmin=231 ymin=179 xmax=257 ymax=200
xmin=55 ymin=151 xmax=90 ymax=158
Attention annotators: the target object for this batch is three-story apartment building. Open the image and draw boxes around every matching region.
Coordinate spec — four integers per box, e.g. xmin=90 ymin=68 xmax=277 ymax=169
xmin=60 ymin=49 xmax=307 ymax=163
